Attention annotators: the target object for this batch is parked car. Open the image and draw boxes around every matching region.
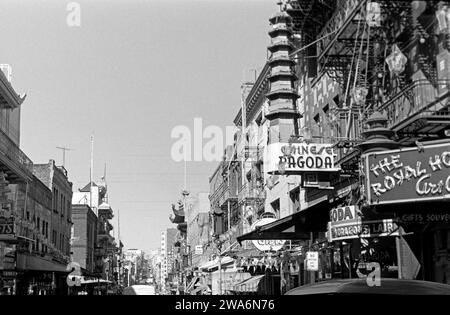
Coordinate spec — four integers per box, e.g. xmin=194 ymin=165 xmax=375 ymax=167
xmin=285 ymin=279 xmax=450 ymax=295
xmin=122 ymin=285 xmax=156 ymax=295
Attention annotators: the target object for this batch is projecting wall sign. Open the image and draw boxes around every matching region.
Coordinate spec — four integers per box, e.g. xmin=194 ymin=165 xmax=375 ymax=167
xmin=250 ymin=218 xmax=286 ymax=252
xmin=264 ymin=143 xmax=340 ymax=174
xmin=326 ymin=206 xmax=400 ymax=242
xmin=364 ymin=142 xmax=450 ymax=205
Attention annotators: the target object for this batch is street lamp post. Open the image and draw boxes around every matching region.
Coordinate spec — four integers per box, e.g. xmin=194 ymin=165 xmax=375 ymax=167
xmin=213 ymin=235 xmax=223 ymax=295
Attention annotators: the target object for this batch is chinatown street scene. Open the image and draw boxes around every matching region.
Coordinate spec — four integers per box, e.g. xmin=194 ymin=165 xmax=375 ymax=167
xmin=0 ymin=0 xmax=450 ymax=296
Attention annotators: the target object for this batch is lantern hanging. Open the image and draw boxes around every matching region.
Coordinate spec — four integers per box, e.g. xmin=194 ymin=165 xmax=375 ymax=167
xmin=266 ymin=175 xmax=275 ymax=190
xmin=436 ymin=4 xmax=450 ymax=33
xmin=385 ymin=44 xmax=408 ymax=76
xmin=366 ymin=1 xmax=381 ymax=27
xmin=278 ymin=162 xmax=286 ymax=175
xmin=351 ymin=87 xmax=368 ymax=107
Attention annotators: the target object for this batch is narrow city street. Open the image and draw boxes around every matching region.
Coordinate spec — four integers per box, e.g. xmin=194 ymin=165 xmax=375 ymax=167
xmin=0 ymin=0 xmax=450 ymax=300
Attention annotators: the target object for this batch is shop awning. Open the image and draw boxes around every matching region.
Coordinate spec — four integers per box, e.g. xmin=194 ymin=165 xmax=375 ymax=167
xmin=198 ymin=256 xmax=235 ymax=271
xmin=16 ymin=253 xmax=69 ymax=273
xmin=80 ymin=278 xmax=112 ymax=285
xmin=233 ymin=275 xmax=265 ymax=293
xmin=237 ymin=198 xmax=333 ymax=243
xmin=191 ymin=285 xmax=209 ymax=295
xmin=186 ymin=277 xmax=200 ymax=293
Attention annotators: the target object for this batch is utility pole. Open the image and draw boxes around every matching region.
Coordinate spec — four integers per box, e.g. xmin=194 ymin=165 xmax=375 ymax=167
xmin=56 ymin=146 xmax=74 ymax=168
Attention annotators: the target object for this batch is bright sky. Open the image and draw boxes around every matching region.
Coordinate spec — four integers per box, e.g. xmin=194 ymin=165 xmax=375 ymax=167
xmin=0 ymin=0 xmax=275 ymax=254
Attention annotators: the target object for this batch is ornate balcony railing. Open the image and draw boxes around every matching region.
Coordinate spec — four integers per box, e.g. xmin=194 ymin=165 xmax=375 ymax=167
xmin=211 ymin=181 xmax=238 ymax=209
xmin=317 ymin=0 xmax=367 ymax=60
xmin=378 ymin=79 xmax=450 ymax=132
xmin=0 ymin=127 xmax=33 ymax=179
xmin=238 ymin=184 xmax=265 ymax=205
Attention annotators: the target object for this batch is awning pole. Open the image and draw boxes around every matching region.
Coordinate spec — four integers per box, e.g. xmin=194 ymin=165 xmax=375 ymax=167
xmin=309 ymin=232 xmax=315 ymax=284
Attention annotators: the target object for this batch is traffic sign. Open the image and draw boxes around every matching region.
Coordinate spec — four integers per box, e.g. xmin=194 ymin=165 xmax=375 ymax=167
xmin=306 ymin=251 xmax=319 ymax=271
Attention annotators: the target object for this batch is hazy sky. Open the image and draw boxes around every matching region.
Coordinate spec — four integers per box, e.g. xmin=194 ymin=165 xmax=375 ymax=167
xmin=0 ymin=0 xmax=275 ymax=253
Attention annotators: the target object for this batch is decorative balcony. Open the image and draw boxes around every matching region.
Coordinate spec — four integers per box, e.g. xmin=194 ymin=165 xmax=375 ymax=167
xmin=210 ymin=180 xmax=238 ymax=210
xmin=378 ymin=79 xmax=450 ymax=144
xmin=98 ymin=202 xmax=113 ymax=220
xmin=238 ymin=184 xmax=265 ymax=206
xmin=0 ymin=128 xmax=33 ymax=182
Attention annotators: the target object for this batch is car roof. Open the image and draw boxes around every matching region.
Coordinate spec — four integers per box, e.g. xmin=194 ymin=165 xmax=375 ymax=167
xmin=285 ymin=279 xmax=450 ymax=295
xmin=123 ymin=285 xmax=156 ymax=295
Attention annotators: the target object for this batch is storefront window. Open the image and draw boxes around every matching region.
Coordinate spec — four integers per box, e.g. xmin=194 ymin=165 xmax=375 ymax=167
xmin=318 ymin=249 xmax=333 ymax=280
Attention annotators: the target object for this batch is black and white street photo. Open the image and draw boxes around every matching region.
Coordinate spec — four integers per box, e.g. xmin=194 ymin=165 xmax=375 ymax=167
xmin=0 ymin=0 xmax=450 ymax=299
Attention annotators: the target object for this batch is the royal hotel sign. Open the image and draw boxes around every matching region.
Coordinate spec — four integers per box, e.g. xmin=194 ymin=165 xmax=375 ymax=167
xmin=364 ymin=142 xmax=450 ymax=205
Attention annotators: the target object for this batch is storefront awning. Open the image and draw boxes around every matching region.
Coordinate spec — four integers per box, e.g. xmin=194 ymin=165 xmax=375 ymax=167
xmin=80 ymin=278 xmax=112 ymax=285
xmin=237 ymin=198 xmax=333 ymax=243
xmin=191 ymin=285 xmax=209 ymax=295
xmin=16 ymin=253 xmax=68 ymax=273
xmin=237 ymin=191 xmax=349 ymax=244
xmin=186 ymin=277 xmax=200 ymax=292
xmin=233 ymin=275 xmax=265 ymax=293
xmin=198 ymin=256 xmax=235 ymax=271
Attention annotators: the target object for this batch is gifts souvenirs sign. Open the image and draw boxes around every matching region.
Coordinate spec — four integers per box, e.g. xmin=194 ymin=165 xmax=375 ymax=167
xmin=264 ymin=142 xmax=340 ymax=174
xmin=364 ymin=142 xmax=450 ymax=205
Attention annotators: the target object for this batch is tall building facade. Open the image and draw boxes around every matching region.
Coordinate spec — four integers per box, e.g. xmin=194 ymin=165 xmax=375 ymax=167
xmin=159 ymin=228 xmax=177 ymax=293
xmin=71 ymin=204 xmax=98 ymax=274
xmin=1 ymin=67 xmax=73 ymax=295
xmin=236 ymin=0 xmax=450 ymax=290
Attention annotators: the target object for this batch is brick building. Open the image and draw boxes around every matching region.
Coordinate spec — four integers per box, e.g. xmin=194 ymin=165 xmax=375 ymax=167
xmin=1 ymin=66 xmax=72 ymax=295
xmin=32 ymin=160 xmax=73 ymax=261
xmin=71 ymin=204 xmax=98 ymax=274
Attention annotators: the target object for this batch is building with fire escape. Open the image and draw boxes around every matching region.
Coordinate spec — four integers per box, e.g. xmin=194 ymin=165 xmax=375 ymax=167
xmin=236 ymin=0 xmax=450 ymax=290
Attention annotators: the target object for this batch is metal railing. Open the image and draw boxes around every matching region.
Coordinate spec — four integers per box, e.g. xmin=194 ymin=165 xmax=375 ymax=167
xmin=214 ymin=182 xmax=237 ymax=208
xmin=238 ymin=184 xmax=265 ymax=204
xmin=378 ymin=79 xmax=450 ymax=130
xmin=0 ymin=127 xmax=33 ymax=177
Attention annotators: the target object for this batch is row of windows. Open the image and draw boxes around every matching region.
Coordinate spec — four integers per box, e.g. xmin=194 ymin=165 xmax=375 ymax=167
xmin=53 ymin=187 xmax=71 ymax=218
xmin=27 ymin=211 xmax=69 ymax=256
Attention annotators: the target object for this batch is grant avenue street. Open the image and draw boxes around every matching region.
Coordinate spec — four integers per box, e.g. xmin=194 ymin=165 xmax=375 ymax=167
xmin=0 ymin=0 xmax=449 ymax=300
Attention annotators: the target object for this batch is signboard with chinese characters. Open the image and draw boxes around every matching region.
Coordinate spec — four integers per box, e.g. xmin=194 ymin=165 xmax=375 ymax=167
xmin=327 ymin=206 xmax=400 ymax=242
xmin=195 ymin=245 xmax=203 ymax=255
xmin=251 ymin=218 xmax=286 ymax=252
xmin=306 ymin=251 xmax=319 ymax=271
xmin=0 ymin=216 xmax=15 ymax=240
xmin=264 ymin=143 xmax=340 ymax=174
xmin=364 ymin=142 xmax=450 ymax=205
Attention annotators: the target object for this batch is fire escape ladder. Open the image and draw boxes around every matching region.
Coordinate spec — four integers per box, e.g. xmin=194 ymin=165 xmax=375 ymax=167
xmin=410 ymin=3 xmax=438 ymax=88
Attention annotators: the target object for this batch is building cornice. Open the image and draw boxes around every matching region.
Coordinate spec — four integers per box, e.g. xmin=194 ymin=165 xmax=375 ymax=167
xmin=234 ymin=62 xmax=271 ymax=127
xmin=0 ymin=71 xmax=26 ymax=109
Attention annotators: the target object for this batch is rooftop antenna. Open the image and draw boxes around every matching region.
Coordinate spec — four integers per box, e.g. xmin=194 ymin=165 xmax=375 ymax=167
xmin=90 ymin=133 xmax=94 ymax=211
xmin=56 ymin=146 xmax=74 ymax=168
xmin=103 ymin=163 xmax=108 ymax=203
xmin=184 ymin=149 xmax=187 ymax=192
xmin=118 ymin=207 xmax=121 ymax=244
